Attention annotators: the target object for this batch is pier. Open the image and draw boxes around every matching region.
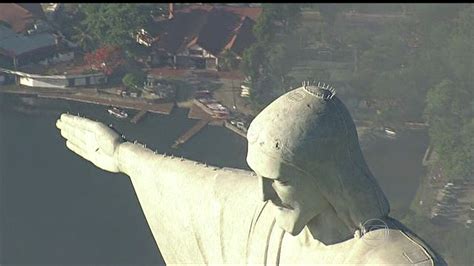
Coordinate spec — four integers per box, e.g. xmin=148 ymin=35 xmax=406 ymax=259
xmin=188 ymin=100 xmax=214 ymax=120
xmin=38 ymin=93 xmax=175 ymax=115
xmin=172 ymin=118 xmax=210 ymax=149
xmin=131 ymin=109 xmax=148 ymax=124
xmin=0 ymin=85 xmax=174 ymax=115
xmin=224 ymin=120 xmax=247 ymax=139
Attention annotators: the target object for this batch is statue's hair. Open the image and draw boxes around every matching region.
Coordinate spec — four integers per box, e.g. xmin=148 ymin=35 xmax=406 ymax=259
xmin=247 ymin=86 xmax=390 ymax=232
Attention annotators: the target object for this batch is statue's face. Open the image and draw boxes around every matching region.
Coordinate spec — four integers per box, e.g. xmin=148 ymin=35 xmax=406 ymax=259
xmin=255 ymin=164 xmax=330 ymax=236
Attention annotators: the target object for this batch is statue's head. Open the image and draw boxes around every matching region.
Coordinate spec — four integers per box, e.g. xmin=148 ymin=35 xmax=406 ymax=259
xmin=246 ymin=84 xmax=390 ymax=236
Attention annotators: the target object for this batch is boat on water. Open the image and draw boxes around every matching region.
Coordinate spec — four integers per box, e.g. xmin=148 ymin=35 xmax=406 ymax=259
xmin=107 ymin=107 xmax=128 ymax=119
xmin=384 ymin=127 xmax=397 ymax=137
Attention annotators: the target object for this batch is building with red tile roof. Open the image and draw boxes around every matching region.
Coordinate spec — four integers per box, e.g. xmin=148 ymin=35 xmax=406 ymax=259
xmin=0 ymin=3 xmax=46 ymax=33
xmin=138 ymin=4 xmax=261 ymax=70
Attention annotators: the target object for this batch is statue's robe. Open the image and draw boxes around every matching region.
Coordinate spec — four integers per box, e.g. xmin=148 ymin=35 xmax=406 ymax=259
xmin=117 ymin=143 xmax=442 ymax=265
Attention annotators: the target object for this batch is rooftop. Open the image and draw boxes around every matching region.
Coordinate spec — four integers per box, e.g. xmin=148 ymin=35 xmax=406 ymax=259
xmin=148 ymin=5 xmax=260 ymax=57
xmin=0 ymin=25 xmax=56 ymax=57
xmin=180 ymin=5 xmax=262 ymax=21
xmin=0 ymin=3 xmax=45 ymax=33
xmin=19 ymin=57 xmax=96 ymax=76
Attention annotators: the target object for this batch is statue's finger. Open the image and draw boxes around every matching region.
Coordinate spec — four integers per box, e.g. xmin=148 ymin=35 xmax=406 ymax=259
xmin=56 ymin=119 xmax=84 ymax=138
xmin=56 ymin=119 xmax=68 ymax=130
xmin=66 ymin=140 xmax=93 ymax=162
xmin=59 ymin=113 xmax=100 ymax=132
xmin=59 ymin=114 xmax=117 ymax=139
xmin=58 ymin=119 xmax=97 ymax=147
xmin=57 ymin=116 xmax=84 ymax=132
xmin=60 ymin=127 xmax=88 ymax=149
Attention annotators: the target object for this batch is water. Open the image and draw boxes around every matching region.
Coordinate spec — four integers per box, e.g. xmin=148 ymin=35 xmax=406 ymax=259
xmin=0 ymin=93 xmax=428 ymax=264
xmin=363 ymin=130 xmax=429 ymax=212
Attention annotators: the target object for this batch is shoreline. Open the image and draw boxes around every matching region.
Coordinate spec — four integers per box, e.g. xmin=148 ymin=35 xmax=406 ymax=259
xmin=0 ymin=84 xmax=249 ymax=139
xmin=0 ymin=85 xmax=174 ymax=115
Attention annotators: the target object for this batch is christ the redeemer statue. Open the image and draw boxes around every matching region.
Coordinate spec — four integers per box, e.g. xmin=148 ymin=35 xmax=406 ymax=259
xmin=56 ymin=84 xmax=444 ymax=265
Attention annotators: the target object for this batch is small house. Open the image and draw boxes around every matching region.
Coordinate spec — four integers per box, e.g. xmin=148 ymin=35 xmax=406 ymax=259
xmin=0 ymin=67 xmax=107 ymax=89
xmin=137 ymin=4 xmax=261 ymax=71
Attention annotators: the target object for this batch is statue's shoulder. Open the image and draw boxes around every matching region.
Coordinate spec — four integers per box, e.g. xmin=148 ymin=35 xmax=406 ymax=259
xmin=213 ymin=167 xmax=259 ymax=200
xmin=216 ymin=167 xmax=257 ymax=187
xmin=359 ymin=228 xmax=441 ymax=265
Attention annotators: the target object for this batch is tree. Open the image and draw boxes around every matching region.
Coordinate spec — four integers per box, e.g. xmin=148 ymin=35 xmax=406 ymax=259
xmin=267 ymin=43 xmax=291 ymax=84
xmin=240 ymin=43 xmax=266 ymax=80
xmin=444 ymin=5 xmax=474 ymax=86
xmin=350 ymin=4 xmax=402 ymax=14
xmin=241 ymin=4 xmax=303 ymax=108
xmin=252 ymin=10 xmax=275 ymax=44
xmin=72 ymin=25 xmax=96 ymax=52
xmin=264 ymin=4 xmax=302 ymax=33
xmin=249 ymin=72 xmax=280 ymax=109
xmin=317 ymin=4 xmax=345 ymax=27
xmin=338 ymin=28 xmax=373 ymax=73
xmin=79 ymin=4 xmax=151 ymax=51
xmin=219 ymin=49 xmax=239 ymax=71
xmin=122 ymin=71 xmax=146 ymax=91
xmin=84 ymin=46 xmax=125 ymax=76
xmin=252 ymin=4 xmax=302 ymax=44
xmin=424 ymin=79 xmax=473 ymax=179
xmin=351 ymin=24 xmax=410 ymax=112
xmin=142 ymin=3 xmax=168 ymax=18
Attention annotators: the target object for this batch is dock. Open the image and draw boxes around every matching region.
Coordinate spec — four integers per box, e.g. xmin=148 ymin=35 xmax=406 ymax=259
xmin=172 ymin=118 xmax=210 ymax=149
xmin=0 ymin=85 xmax=175 ymax=115
xmin=131 ymin=109 xmax=148 ymax=124
xmin=38 ymin=93 xmax=175 ymax=115
xmin=188 ymin=100 xmax=214 ymax=120
xmin=224 ymin=120 xmax=247 ymax=138
xmin=192 ymin=99 xmax=216 ymax=117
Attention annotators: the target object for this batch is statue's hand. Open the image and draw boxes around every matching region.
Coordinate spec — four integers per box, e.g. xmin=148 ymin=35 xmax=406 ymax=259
xmin=56 ymin=113 xmax=123 ymax=173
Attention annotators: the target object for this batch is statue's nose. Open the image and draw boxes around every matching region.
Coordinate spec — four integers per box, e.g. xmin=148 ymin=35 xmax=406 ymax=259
xmin=259 ymin=177 xmax=275 ymax=202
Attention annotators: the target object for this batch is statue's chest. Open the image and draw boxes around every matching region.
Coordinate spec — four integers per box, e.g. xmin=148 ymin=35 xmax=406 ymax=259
xmin=279 ymin=236 xmax=355 ymax=264
xmin=244 ymin=203 xmax=359 ymax=265
xmin=280 ymin=239 xmax=347 ymax=265
xmin=246 ymin=202 xmax=285 ymax=265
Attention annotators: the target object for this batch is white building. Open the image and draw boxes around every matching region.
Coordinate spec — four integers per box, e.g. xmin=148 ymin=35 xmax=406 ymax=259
xmin=0 ymin=67 xmax=107 ymax=89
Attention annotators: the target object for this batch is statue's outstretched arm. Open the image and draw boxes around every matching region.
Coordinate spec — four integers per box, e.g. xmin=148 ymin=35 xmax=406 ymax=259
xmin=56 ymin=113 xmax=259 ymax=263
xmin=55 ymin=113 xmax=216 ymax=179
xmin=56 ymin=113 xmax=122 ymax=173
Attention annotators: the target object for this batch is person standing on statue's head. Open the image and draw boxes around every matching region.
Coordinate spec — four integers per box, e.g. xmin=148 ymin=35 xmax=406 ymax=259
xmin=246 ymin=82 xmax=390 ymax=244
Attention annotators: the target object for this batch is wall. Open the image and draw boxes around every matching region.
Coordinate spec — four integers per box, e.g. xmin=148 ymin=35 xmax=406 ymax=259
xmin=19 ymin=76 xmax=69 ymax=88
xmin=39 ymin=51 xmax=75 ymax=66
xmin=17 ymin=73 xmax=107 ymax=89
xmin=89 ymin=75 xmax=107 ymax=85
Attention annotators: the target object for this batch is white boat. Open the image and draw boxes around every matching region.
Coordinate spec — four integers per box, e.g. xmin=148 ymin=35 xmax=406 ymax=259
xmin=107 ymin=107 xmax=128 ymax=119
xmin=384 ymin=127 xmax=397 ymax=136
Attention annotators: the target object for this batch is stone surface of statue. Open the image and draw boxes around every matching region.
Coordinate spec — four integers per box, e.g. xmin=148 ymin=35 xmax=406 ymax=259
xmin=56 ymin=84 xmax=445 ymax=265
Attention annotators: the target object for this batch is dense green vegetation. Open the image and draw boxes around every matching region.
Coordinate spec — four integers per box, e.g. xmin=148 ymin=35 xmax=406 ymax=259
xmin=73 ymin=4 xmax=152 ymax=53
xmin=279 ymin=4 xmax=473 ymax=264
xmin=240 ymin=4 xmax=303 ymax=110
xmin=122 ymin=70 xmax=146 ymax=91
xmin=241 ymin=6 xmax=473 ymax=263
xmin=243 ymin=4 xmax=473 ymax=182
xmin=421 ymin=6 xmax=474 ymax=181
